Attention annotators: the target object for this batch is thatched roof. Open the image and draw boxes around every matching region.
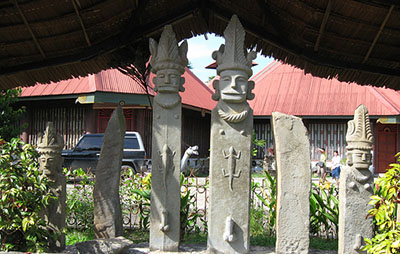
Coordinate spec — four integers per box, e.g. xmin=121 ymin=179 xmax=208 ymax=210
xmin=0 ymin=0 xmax=399 ymax=90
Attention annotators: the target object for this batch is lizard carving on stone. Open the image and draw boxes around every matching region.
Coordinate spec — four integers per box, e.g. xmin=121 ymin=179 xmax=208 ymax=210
xmin=222 ymin=146 xmax=241 ymax=192
xmin=159 ymin=144 xmax=176 ymax=189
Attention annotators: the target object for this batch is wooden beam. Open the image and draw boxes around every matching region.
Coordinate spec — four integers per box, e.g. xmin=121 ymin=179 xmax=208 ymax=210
xmin=0 ymin=1 xmax=198 ymax=75
xmin=13 ymin=0 xmax=46 ymax=58
xmin=362 ymin=5 xmax=394 ymax=63
xmin=208 ymin=3 xmax=400 ymax=78
xmin=71 ymin=0 xmax=91 ymax=47
xmin=314 ymin=0 xmax=333 ymax=52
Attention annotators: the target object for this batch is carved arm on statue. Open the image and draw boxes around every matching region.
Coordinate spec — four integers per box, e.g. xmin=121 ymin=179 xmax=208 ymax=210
xmin=223 ymin=216 xmax=236 ymax=242
xmin=159 ymin=209 xmax=170 ymax=232
xmin=353 ymin=234 xmax=363 ymax=250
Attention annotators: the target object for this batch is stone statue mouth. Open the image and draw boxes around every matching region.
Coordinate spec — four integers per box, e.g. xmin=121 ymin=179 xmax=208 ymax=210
xmin=222 ymin=91 xmax=245 ymax=95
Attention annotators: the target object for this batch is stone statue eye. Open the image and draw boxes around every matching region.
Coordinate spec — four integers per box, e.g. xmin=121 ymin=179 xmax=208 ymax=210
xmin=159 ymin=74 xmax=165 ymax=78
xmin=222 ymin=76 xmax=231 ymax=81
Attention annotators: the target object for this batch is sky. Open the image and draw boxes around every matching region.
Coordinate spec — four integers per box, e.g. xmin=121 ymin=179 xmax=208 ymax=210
xmin=186 ymin=33 xmax=274 ymax=83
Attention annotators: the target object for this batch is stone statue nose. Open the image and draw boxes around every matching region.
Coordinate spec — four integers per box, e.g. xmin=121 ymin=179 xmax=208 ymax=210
xmin=230 ymin=80 xmax=236 ymax=89
xmin=165 ymin=75 xmax=171 ymax=84
xmin=362 ymin=153 xmax=366 ymax=160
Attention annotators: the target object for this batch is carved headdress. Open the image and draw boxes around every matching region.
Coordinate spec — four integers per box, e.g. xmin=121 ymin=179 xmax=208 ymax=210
xmin=212 ymin=15 xmax=256 ymax=76
xmin=37 ymin=122 xmax=64 ymax=154
xmin=346 ymin=105 xmax=374 ymax=150
xmin=149 ymin=25 xmax=188 ymax=74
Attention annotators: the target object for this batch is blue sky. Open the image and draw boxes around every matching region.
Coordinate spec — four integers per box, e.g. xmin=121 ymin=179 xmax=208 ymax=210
xmin=186 ymin=33 xmax=274 ymax=83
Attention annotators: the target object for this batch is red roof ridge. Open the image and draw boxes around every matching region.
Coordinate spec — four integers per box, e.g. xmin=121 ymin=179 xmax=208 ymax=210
xmin=184 ymin=67 xmax=213 ymax=94
xmin=367 ymin=86 xmax=400 ymax=115
xmin=251 ymin=61 xmax=281 ymax=81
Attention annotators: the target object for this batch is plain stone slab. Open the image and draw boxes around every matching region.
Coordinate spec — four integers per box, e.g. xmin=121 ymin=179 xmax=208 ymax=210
xmin=272 ymin=112 xmax=311 ymax=254
xmin=94 ymin=106 xmax=126 ymax=238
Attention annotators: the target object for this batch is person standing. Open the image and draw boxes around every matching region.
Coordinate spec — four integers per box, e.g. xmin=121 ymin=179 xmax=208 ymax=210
xmin=317 ymin=148 xmax=327 ymax=182
xmin=331 ymin=150 xmax=341 ymax=186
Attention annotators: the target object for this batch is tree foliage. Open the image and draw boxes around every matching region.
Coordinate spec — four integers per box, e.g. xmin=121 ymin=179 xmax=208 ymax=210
xmin=0 ymin=138 xmax=57 ymax=252
xmin=0 ymin=88 xmax=26 ymax=141
xmin=363 ymin=153 xmax=400 ymax=253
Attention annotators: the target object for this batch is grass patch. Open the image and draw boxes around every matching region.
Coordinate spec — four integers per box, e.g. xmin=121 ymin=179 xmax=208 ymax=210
xmin=251 ymin=172 xmax=265 ymax=178
xmin=124 ymin=229 xmax=150 ymax=243
xmin=66 ymin=228 xmax=95 ymax=245
xmin=67 ymin=228 xmax=338 ymax=251
xmin=310 ymin=237 xmax=338 ymax=250
xmin=182 ymin=232 xmax=207 ymax=244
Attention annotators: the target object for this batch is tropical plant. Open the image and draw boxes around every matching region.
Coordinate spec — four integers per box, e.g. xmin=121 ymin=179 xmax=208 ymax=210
xmin=65 ymin=168 xmax=94 ymax=229
xmin=120 ymin=171 xmax=151 ymax=229
xmin=251 ymin=170 xmax=276 ymax=236
xmin=252 ymin=131 xmax=267 ymax=157
xmin=0 ymin=88 xmax=27 ymax=141
xmin=363 ymin=153 xmax=400 ymax=254
xmin=0 ymin=138 xmax=57 ymax=252
xmin=180 ymin=175 xmax=208 ymax=240
xmin=310 ymin=182 xmax=339 ymax=237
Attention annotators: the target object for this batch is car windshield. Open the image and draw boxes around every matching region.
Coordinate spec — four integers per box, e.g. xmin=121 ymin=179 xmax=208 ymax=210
xmin=124 ymin=136 xmax=140 ymax=149
xmin=75 ymin=136 xmax=103 ymax=151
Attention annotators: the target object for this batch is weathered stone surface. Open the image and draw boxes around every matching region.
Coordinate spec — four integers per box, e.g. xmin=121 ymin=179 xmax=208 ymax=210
xmin=272 ymin=112 xmax=311 ymax=254
xmin=148 ymin=25 xmax=188 ymax=251
xmin=208 ymin=15 xmax=256 ymax=254
xmin=94 ymin=106 xmax=126 ymax=238
xmin=37 ymin=122 xmax=66 ymax=251
xmin=74 ymin=237 xmax=133 ymax=254
xmin=339 ymin=105 xmax=374 ymax=254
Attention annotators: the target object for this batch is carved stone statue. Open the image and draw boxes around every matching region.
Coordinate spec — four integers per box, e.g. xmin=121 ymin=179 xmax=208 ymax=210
xmin=208 ymin=15 xmax=256 ymax=254
xmin=149 ymin=25 xmax=187 ymax=251
xmin=37 ymin=122 xmax=65 ymax=251
xmin=339 ymin=104 xmax=374 ymax=254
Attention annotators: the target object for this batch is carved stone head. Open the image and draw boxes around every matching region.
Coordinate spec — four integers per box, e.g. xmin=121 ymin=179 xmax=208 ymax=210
xmin=211 ymin=15 xmax=256 ymax=104
xmin=149 ymin=25 xmax=188 ymax=94
xmin=345 ymin=105 xmax=374 ymax=170
xmin=37 ymin=122 xmax=64 ymax=178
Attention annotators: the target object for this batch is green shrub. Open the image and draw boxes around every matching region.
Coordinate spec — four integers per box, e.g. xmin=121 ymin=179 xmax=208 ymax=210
xmin=363 ymin=153 xmax=400 ymax=254
xmin=0 ymin=138 xmax=57 ymax=252
xmin=65 ymin=168 xmax=94 ymax=230
xmin=0 ymin=88 xmax=27 ymax=141
xmin=251 ymin=170 xmax=339 ymax=238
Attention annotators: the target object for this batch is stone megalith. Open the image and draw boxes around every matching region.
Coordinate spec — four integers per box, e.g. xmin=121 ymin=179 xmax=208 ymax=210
xmin=93 ymin=106 xmax=126 ymax=238
xmin=148 ymin=25 xmax=188 ymax=251
xmin=207 ymin=15 xmax=256 ymax=254
xmin=339 ymin=104 xmax=374 ymax=253
xmin=37 ymin=122 xmax=66 ymax=251
xmin=271 ymin=112 xmax=311 ymax=254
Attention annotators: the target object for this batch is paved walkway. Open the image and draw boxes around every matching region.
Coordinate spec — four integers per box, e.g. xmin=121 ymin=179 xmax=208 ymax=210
xmin=124 ymin=243 xmax=337 ymax=254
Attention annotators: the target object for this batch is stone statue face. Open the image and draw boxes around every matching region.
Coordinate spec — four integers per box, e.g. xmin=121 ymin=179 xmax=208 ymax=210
xmin=39 ymin=153 xmax=60 ymax=177
xmin=154 ymin=68 xmax=183 ymax=93
xmin=218 ymin=69 xmax=250 ymax=103
xmin=349 ymin=149 xmax=372 ymax=169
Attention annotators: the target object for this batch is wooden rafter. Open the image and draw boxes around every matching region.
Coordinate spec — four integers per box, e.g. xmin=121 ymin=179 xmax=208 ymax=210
xmin=71 ymin=0 xmax=91 ymax=47
xmin=13 ymin=0 xmax=46 ymax=58
xmin=362 ymin=5 xmax=394 ymax=63
xmin=314 ymin=0 xmax=333 ymax=52
xmin=208 ymin=3 xmax=400 ymax=77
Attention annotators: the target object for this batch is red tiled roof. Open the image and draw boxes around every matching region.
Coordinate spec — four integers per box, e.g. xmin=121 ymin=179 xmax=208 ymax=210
xmin=250 ymin=62 xmax=400 ymax=116
xmin=20 ymin=68 xmax=215 ymax=110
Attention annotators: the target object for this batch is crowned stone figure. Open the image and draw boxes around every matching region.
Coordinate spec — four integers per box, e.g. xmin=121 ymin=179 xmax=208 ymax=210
xmin=339 ymin=104 xmax=374 ymax=254
xmin=208 ymin=15 xmax=256 ymax=254
xmin=149 ymin=25 xmax=188 ymax=251
xmin=37 ymin=122 xmax=66 ymax=251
